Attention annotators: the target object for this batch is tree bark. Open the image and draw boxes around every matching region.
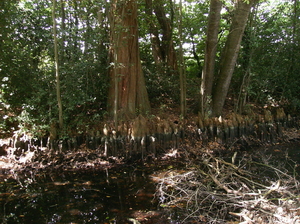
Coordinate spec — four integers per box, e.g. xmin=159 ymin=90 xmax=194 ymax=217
xmin=178 ymin=0 xmax=186 ymax=118
xmin=145 ymin=0 xmax=164 ymax=70
xmin=236 ymin=4 xmax=258 ymax=113
xmin=52 ymin=0 xmax=63 ymax=130
xmin=201 ymin=0 xmax=222 ymax=116
xmin=107 ymin=0 xmax=150 ymax=119
xmin=59 ymin=0 xmax=65 ymax=61
xmin=212 ymin=0 xmax=256 ymax=117
xmin=145 ymin=0 xmax=178 ymax=76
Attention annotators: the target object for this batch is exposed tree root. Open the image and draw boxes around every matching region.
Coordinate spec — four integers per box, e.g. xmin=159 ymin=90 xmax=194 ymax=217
xmin=154 ymin=151 xmax=300 ymax=223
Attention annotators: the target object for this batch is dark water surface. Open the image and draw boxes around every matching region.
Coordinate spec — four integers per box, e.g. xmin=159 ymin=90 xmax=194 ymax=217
xmin=0 ymin=163 xmax=171 ymax=224
xmin=1 ymin=141 xmax=300 ymax=224
xmin=265 ymin=141 xmax=300 ymax=171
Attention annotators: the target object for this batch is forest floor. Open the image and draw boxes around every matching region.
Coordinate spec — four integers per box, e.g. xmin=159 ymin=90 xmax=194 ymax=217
xmin=0 ymin=125 xmax=300 ymax=223
xmin=1 ymin=104 xmax=300 ymax=223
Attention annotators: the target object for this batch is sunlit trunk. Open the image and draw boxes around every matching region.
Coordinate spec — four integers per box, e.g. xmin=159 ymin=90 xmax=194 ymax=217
xmin=212 ymin=0 xmax=256 ymax=117
xmin=178 ymin=0 xmax=186 ymax=118
xmin=107 ymin=0 xmax=150 ymax=119
xmin=201 ymin=0 xmax=222 ymax=116
xmin=52 ymin=0 xmax=63 ymax=130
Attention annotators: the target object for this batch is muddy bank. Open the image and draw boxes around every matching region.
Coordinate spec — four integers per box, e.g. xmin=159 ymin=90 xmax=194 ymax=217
xmin=0 ymin=112 xmax=299 ymax=175
xmin=0 ymin=125 xmax=299 ymax=223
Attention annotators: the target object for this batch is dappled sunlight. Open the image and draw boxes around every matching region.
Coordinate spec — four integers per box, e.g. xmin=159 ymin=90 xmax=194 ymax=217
xmin=1 ymin=0 xmax=300 ymax=223
xmin=0 ymin=160 xmax=176 ymax=223
xmin=154 ymin=149 xmax=300 ymax=223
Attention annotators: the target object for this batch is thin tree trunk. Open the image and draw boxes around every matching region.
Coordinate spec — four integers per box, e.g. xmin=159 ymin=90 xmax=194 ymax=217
xmin=282 ymin=0 xmax=298 ymax=100
xmin=236 ymin=4 xmax=258 ymax=113
xmin=60 ymin=0 xmax=65 ymax=61
xmin=153 ymin=0 xmax=178 ymax=76
xmin=178 ymin=0 xmax=186 ymax=118
xmin=72 ymin=0 xmax=79 ymax=60
xmin=212 ymin=0 xmax=256 ymax=117
xmin=145 ymin=0 xmax=178 ymax=76
xmin=145 ymin=0 xmax=164 ymax=71
xmin=201 ymin=0 xmax=222 ymax=116
xmin=52 ymin=0 xmax=63 ymax=130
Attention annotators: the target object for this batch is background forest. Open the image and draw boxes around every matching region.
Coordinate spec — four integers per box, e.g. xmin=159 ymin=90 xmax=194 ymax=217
xmin=0 ymin=0 xmax=299 ymax=139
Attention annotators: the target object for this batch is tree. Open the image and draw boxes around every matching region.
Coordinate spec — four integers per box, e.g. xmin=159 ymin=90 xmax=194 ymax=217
xmin=201 ymin=0 xmax=257 ymax=117
xmin=107 ymin=0 xmax=150 ymax=120
xmin=248 ymin=0 xmax=300 ymax=112
xmin=2 ymin=0 xmax=300 ymax=138
xmin=145 ymin=0 xmax=178 ymax=77
xmin=178 ymin=0 xmax=187 ymax=118
xmin=200 ymin=0 xmax=222 ymax=116
xmin=52 ymin=0 xmax=63 ymax=129
xmin=235 ymin=3 xmax=258 ymax=113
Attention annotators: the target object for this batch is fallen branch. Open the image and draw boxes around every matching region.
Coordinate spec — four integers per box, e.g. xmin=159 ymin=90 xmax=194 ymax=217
xmin=154 ymin=151 xmax=300 ymax=223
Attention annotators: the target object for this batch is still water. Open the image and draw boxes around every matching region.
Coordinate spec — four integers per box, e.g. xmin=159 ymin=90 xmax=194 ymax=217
xmin=1 ymin=141 xmax=300 ymax=224
xmin=0 ymin=164 xmax=171 ymax=224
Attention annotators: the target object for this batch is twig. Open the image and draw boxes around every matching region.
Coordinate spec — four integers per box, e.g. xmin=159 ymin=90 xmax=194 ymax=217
xmin=233 ymin=172 xmax=268 ymax=189
xmin=155 ymin=151 xmax=300 ymax=223
xmin=251 ymin=161 xmax=292 ymax=178
xmin=209 ymin=172 xmax=242 ymax=195
xmin=229 ymin=211 xmax=253 ymax=223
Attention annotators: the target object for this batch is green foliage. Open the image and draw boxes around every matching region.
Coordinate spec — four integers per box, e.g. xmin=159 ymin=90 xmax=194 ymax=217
xmin=228 ymin=0 xmax=300 ymax=114
xmin=1 ymin=0 xmax=300 ymax=137
xmin=249 ymin=0 xmax=300 ymax=110
xmin=0 ymin=0 xmax=109 ymax=136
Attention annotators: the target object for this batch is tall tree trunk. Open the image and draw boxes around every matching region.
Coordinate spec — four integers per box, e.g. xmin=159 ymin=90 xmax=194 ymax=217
xmin=52 ymin=0 xmax=63 ymax=129
xmin=153 ymin=0 xmax=177 ymax=75
xmin=283 ymin=0 xmax=299 ymax=100
xmin=178 ymin=0 xmax=186 ymax=118
xmin=59 ymin=0 xmax=65 ymax=61
xmin=145 ymin=0 xmax=178 ymax=76
xmin=201 ymin=0 xmax=222 ymax=116
xmin=107 ymin=0 xmax=150 ymax=119
xmin=72 ymin=0 xmax=79 ymax=61
xmin=212 ymin=0 xmax=256 ymax=117
xmin=145 ymin=0 xmax=164 ymax=71
xmin=236 ymin=4 xmax=258 ymax=113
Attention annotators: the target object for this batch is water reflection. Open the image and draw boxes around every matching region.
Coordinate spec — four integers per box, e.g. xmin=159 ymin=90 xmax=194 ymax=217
xmin=0 ymin=166 xmax=162 ymax=223
xmin=1 ymin=142 xmax=298 ymax=223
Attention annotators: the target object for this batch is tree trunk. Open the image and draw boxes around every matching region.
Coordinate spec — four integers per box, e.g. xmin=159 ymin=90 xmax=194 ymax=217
xmin=72 ymin=0 xmax=79 ymax=61
xmin=145 ymin=0 xmax=178 ymax=76
xmin=52 ymin=0 xmax=63 ymax=130
xmin=212 ymin=0 xmax=256 ymax=117
xmin=178 ymin=0 xmax=186 ymax=118
xmin=145 ymin=0 xmax=164 ymax=71
xmin=107 ymin=0 xmax=150 ymax=119
xmin=201 ymin=0 xmax=222 ymax=116
xmin=283 ymin=0 xmax=298 ymax=100
xmin=236 ymin=4 xmax=258 ymax=113
xmin=59 ymin=0 xmax=65 ymax=61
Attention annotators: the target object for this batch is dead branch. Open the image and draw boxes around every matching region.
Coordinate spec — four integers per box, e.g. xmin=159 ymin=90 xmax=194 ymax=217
xmin=154 ymin=152 xmax=300 ymax=223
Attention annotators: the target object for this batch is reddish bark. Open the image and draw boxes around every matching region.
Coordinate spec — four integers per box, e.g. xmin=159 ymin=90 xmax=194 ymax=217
xmin=108 ymin=0 xmax=150 ymax=118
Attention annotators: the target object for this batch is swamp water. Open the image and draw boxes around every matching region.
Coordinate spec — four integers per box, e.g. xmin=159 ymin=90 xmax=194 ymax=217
xmin=1 ymin=141 xmax=300 ymax=224
xmin=0 ymin=163 xmax=178 ymax=224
